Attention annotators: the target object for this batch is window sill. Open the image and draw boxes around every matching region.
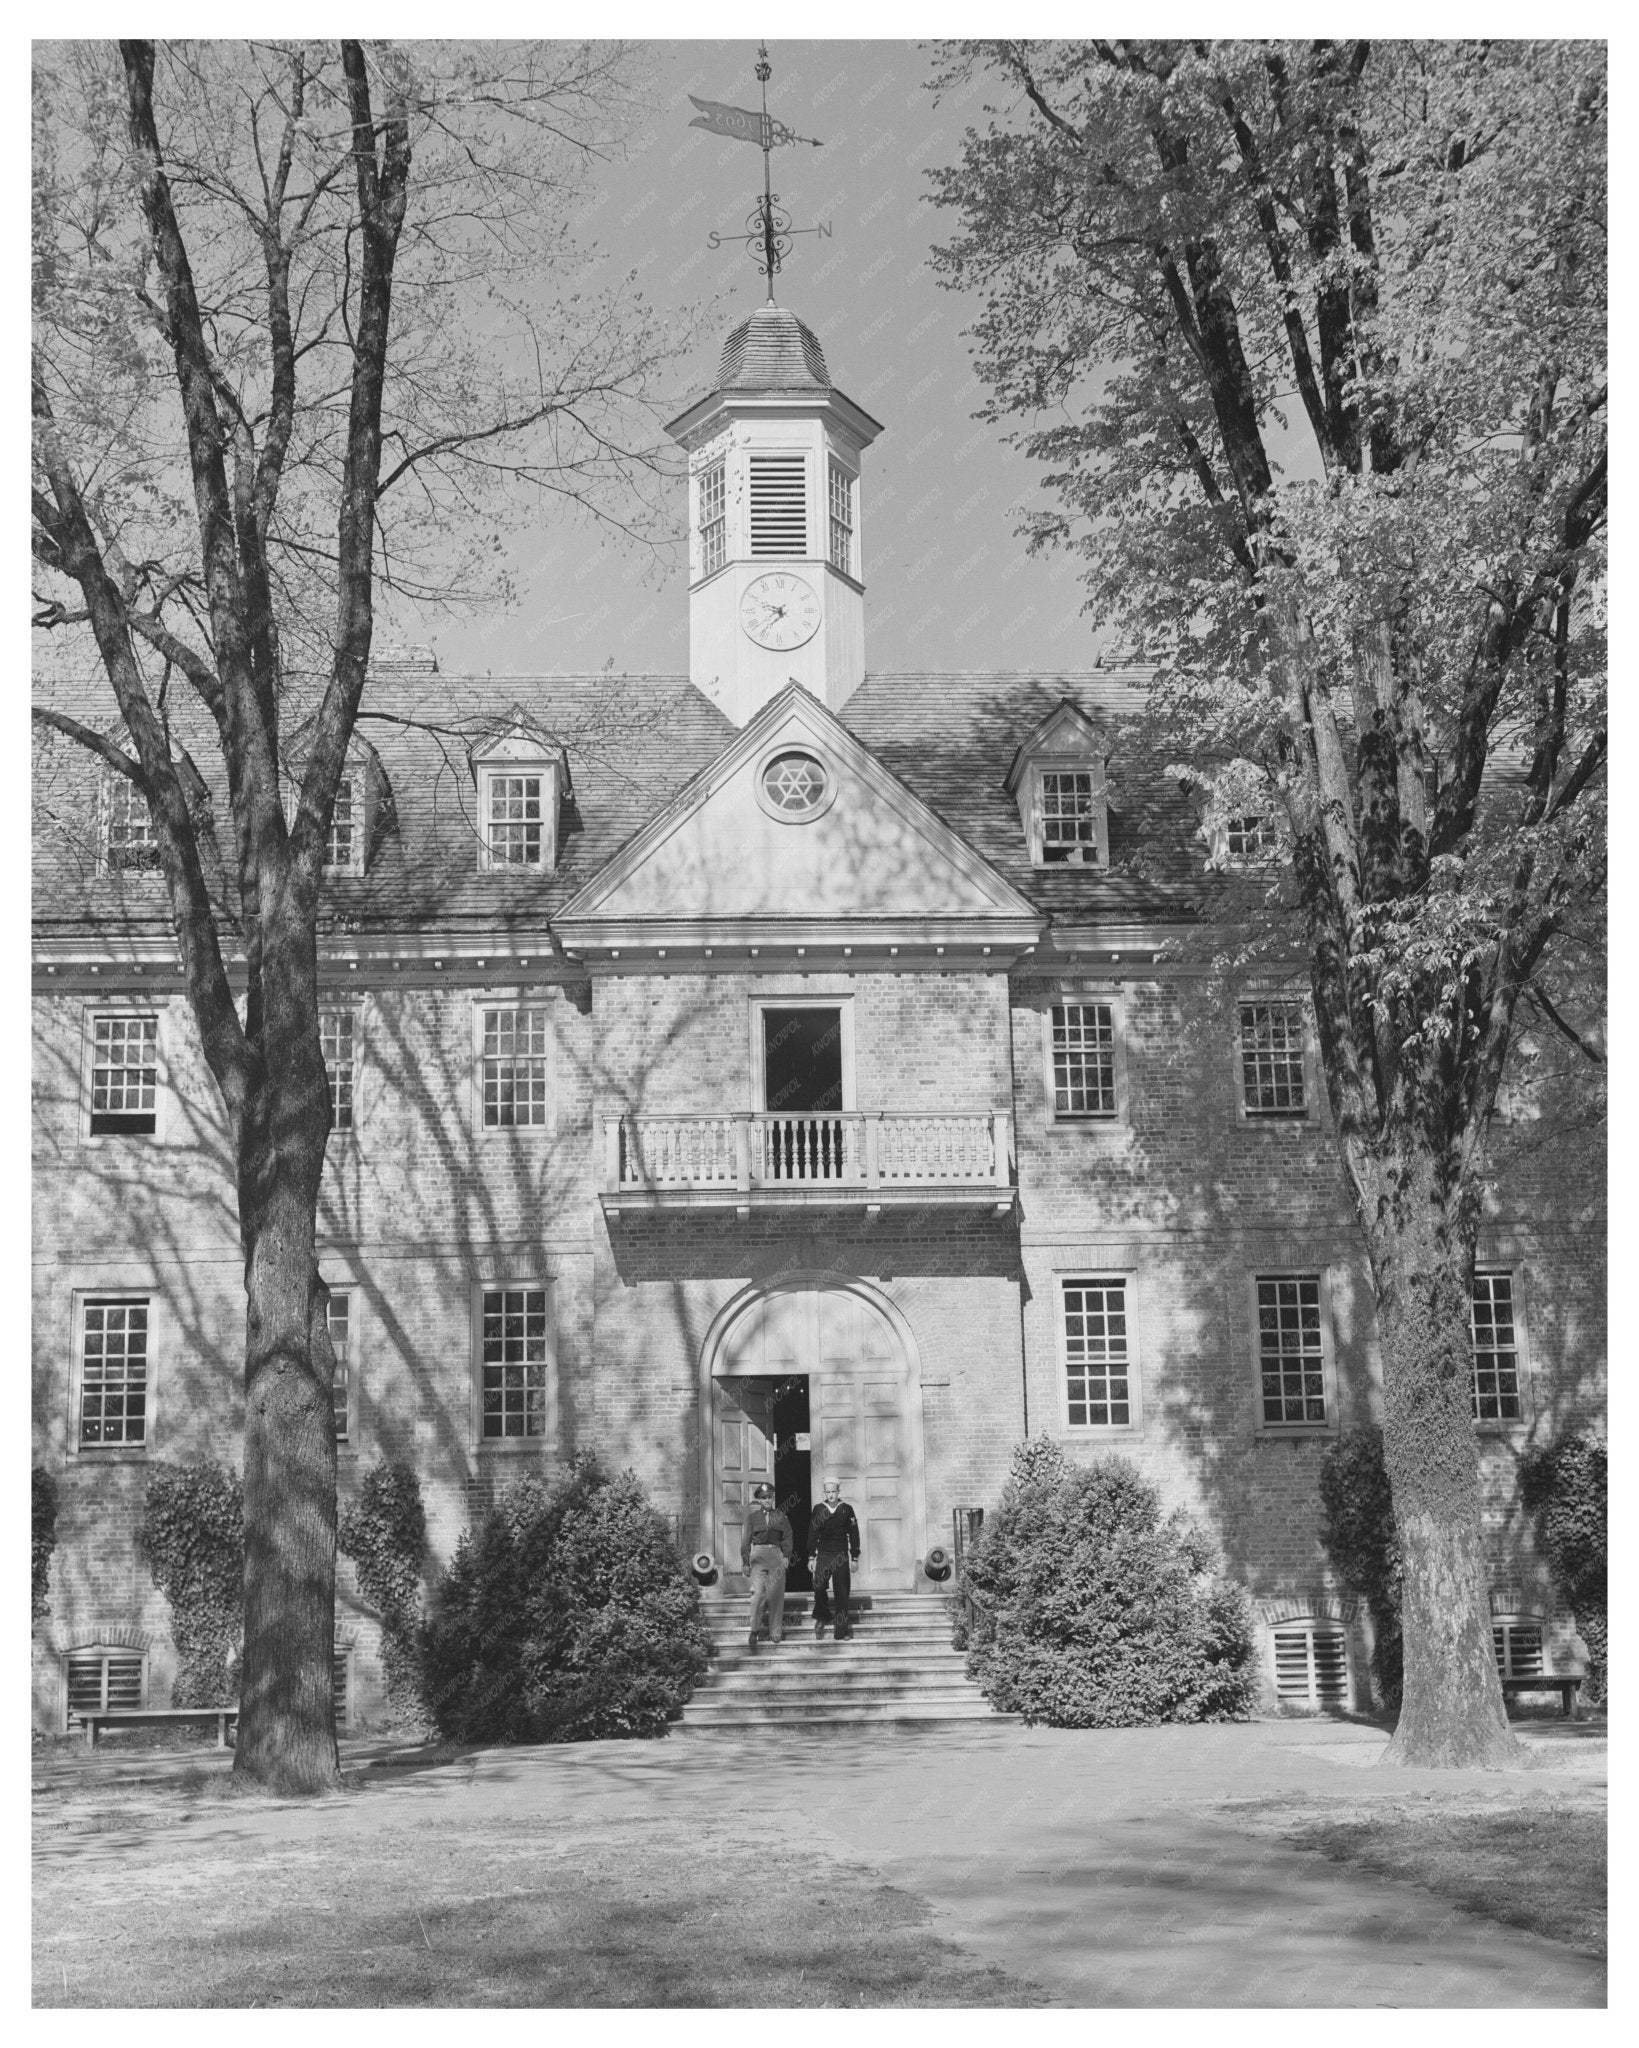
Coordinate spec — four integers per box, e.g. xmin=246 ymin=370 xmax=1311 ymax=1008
xmin=1238 ymin=1111 xmax=1314 ymax=1126
xmin=1048 ymin=1116 xmax=1127 ymax=1134
xmin=1254 ymin=1426 xmax=1336 ymax=1441
xmin=74 ymin=1446 xmax=151 ymax=1462
xmin=1062 ymin=1422 xmax=1140 ymax=1437
xmin=475 ymin=1437 xmax=555 ymax=1455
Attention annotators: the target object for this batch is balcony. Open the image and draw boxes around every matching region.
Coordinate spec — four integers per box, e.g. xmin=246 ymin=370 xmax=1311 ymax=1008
xmin=601 ymin=1110 xmax=1015 ymax=1218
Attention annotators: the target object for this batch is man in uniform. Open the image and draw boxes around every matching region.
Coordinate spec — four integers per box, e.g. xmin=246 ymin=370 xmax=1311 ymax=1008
xmin=808 ymin=1476 xmax=861 ymax=1640
xmin=740 ymin=1480 xmax=793 ymax=1651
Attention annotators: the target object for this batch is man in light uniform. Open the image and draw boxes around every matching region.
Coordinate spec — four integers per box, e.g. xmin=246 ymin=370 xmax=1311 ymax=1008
xmin=740 ymin=1481 xmax=792 ymax=1651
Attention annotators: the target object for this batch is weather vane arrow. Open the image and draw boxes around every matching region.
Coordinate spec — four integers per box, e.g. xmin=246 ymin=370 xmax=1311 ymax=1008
xmin=694 ymin=45 xmax=831 ymax=298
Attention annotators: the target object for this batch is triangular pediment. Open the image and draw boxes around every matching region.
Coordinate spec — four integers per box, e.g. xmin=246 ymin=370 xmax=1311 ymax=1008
xmin=1004 ymin=700 xmax=1107 ymax=794
xmin=557 ymin=687 xmax=1039 ymax=940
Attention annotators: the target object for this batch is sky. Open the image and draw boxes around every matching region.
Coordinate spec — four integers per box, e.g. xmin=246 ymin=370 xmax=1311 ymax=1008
xmin=419 ymin=38 xmax=1107 ymax=681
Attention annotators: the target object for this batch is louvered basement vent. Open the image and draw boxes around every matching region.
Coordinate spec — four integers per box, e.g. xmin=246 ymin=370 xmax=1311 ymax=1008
xmin=1274 ymin=1623 xmax=1349 ymax=1707
xmin=67 ymin=1648 xmax=142 ymax=1714
xmin=750 ymin=454 xmax=808 ymax=556
xmin=1493 ymin=1620 xmax=1544 ymax=1677
xmin=333 ymin=1648 xmax=350 ymax=1730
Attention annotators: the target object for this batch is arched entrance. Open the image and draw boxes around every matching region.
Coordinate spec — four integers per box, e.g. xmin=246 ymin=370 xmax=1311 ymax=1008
xmin=698 ymin=1276 xmax=926 ymax=1594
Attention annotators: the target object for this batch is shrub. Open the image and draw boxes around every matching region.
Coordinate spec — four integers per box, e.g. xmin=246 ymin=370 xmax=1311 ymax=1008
xmin=1317 ymin=1427 xmax=1403 ymax=1710
xmin=959 ymin=1438 xmax=1257 ymax=1726
xmin=421 ymin=1452 xmax=711 ymax=1743
xmin=32 ymin=1466 xmax=58 ymax=1623
xmin=1520 ymin=1434 xmax=1607 ymax=1702
xmin=139 ymin=1462 xmax=244 ymax=1707
xmin=338 ymin=1460 xmax=429 ymax=1728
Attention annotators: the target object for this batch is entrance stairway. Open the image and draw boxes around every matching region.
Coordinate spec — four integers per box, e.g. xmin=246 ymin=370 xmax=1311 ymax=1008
xmin=677 ymin=1591 xmax=1010 ymax=1732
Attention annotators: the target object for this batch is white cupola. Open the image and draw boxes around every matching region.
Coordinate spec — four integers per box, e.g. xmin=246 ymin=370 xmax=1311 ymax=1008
xmin=666 ymin=304 xmax=882 ymax=726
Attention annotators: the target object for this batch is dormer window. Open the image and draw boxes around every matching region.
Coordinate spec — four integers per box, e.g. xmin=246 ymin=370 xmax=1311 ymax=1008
xmin=1004 ymin=702 xmax=1110 ymax=870
xmin=1224 ymin=814 xmax=1281 ymax=865
xmin=324 ymin=772 xmax=363 ymax=874
xmin=473 ymin=722 xmax=568 ymax=874
xmin=103 ymin=770 xmax=159 ymax=872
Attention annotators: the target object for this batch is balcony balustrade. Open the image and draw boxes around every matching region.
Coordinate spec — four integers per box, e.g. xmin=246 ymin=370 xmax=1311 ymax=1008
xmin=601 ymin=1110 xmax=1014 ymax=1217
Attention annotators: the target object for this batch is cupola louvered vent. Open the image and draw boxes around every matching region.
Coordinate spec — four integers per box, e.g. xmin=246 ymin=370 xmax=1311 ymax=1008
xmin=1273 ymin=1622 xmax=1349 ymax=1707
xmin=750 ymin=455 xmax=808 ymax=557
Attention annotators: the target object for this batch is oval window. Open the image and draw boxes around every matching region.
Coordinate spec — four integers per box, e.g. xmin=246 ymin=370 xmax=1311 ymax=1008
xmin=760 ymin=750 xmax=830 ymax=819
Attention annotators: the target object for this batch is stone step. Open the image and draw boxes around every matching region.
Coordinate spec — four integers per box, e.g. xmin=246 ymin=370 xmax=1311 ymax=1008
xmin=702 ymin=1663 xmax=978 ymax=1691
xmin=678 ymin=1700 xmax=1008 ymax=1729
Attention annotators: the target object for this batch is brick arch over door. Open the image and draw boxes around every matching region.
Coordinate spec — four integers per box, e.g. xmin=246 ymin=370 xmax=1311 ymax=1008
xmin=697 ymin=1274 xmax=929 ymax=1593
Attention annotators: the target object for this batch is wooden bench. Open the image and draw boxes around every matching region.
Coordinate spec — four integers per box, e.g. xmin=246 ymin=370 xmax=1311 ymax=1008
xmin=69 ymin=1706 xmax=239 ymax=1750
xmin=1500 ymin=1674 xmax=1582 ymax=1719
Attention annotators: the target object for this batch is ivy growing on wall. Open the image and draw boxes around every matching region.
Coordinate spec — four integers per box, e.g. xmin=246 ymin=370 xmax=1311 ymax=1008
xmin=338 ymin=1460 xmax=429 ymax=1728
xmin=139 ymin=1462 xmax=244 ymax=1707
xmin=32 ymin=1466 xmax=58 ymax=1624
xmin=1521 ymin=1433 xmax=1607 ymax=1702
xmin=1318 ymin=1427 xmax=1404 ymax=1711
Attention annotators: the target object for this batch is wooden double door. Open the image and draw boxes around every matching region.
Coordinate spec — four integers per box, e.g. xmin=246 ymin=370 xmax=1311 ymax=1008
xmin=713 ymin=1284 xmax=914 ymax=1591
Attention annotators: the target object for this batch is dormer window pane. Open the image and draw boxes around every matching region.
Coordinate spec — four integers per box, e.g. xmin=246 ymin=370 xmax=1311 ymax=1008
xmin=1040 ymin=772 xmax=1100 ymax=864
xmin=325 ymin=777 xmax=356 ymax=870
xmin=1226 ymin=814 xmax=1279 ymax=861
xmin=488 ymin=775 xmax=542 ymax=866
xmin=106 ymin=774 xmax=159 ymax=871
xmin=700 ymin=461 xmax=726 ymax=578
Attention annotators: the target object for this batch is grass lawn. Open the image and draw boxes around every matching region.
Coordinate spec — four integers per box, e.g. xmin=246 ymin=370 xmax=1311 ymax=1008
xmin=34 ymin=1774 xmax=1044 ymax=2008
xmin=1276 ymin=1799 xmax=1606 ymax=1960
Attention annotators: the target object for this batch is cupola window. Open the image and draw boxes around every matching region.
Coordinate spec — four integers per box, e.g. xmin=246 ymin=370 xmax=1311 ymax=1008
xmin=828 ymin=460 xmax=855 ymax=576
xmin=699 ymin=460 xmax=727 ymax=578
xmin=749 ymin=454 xmax=808 ymax=556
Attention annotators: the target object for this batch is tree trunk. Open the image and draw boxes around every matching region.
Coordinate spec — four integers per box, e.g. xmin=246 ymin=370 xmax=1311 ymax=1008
xmin=1366 ymin=1169 xmax=1523 ymax=1769
xmin=232 ymin=924 xmax=340 ymax=1792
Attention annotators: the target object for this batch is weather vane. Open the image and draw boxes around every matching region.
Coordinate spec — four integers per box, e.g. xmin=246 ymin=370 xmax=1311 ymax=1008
xmin=692 ymin=44 xmax=830 ymax=298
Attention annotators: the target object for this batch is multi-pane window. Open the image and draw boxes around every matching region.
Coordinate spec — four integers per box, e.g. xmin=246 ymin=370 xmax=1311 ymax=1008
xmin=1225 ymin=814 xmax=1280 ymax=862
xmin=481 ymin=1007 xmax=550 ymax=1127
xmin=66 ymin=1647 xmax=144 ymax=1718
xmin=327 ymin=1289 xmax=352 ymax=1443
xmin=1239 ymin=1001 xmax=1307 ymax=1117
xmin=1257 ymin=1275 xmax=1327 ymax=1427
xmin=1051 ymin=1003 xmax=1117 ymax=1119
xmin=1471 ymin=1272 xmax=1523 ymax=1422
xmin=828 ymin=461 xmax=854 ymax=575
xmin=321 ymin=1005 xmax=356 ymax=1133
xmin=480 ymin=1286 xmax=550 ymax=1439
xmin=80 ymin=1296 xmax=150 ymax=1449
xmin=699 ymin=461 xmax=727 ymax=577
xmin=749 ymin=453 xmax=807 ymax=555
xmin=105 ymin=774 xmax=159 ymax=870
xmin=486 ymin=774 xmax=543 ymax=867
xmin=1039 ymin=771 xmax=1101 ymax=863
xmin=1062 ymin=1279 xmax=1131 ymax=1427
xmin=90 ymin=1014 xmax=158 ymax=1136
xmin=1273 ymin=1622 xmax=1349 ymax=1707
xmin=325 ymin=775 xmax=358 ymax=871
xmin=1492 ymin=1617 xmax=1545 ymax=1678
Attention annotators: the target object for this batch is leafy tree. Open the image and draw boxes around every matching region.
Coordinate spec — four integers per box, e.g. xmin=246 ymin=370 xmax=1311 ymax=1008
xmin=930 ymin=39 xmax=1605 ymax=1766
xmin=32 ymin=39 xmax=688 ymax=1790
xmin=959 ymin=1438 xmax=1257 ymax=1726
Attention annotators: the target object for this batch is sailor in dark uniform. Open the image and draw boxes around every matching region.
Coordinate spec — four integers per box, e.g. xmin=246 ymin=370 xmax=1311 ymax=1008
xmin=808 ymin=1475 xmax=861 ymax=1639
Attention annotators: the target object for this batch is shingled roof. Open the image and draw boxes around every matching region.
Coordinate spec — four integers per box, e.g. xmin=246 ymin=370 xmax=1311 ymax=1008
xmin=715 ymin=303 xmax=831 ymax=391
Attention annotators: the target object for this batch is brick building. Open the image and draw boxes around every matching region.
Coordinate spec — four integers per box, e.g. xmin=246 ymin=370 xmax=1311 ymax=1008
xmin=32 ymin=303 xmax=1605 ymax=1732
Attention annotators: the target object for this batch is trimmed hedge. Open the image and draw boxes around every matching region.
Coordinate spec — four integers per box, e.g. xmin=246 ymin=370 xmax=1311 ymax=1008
xmin=32 ymin=1466 xmax=58 ymax=1623
xmin=421 ymin=1452 xmax=710 ymax=1743
xmin=139 ymin=1462 xmax=244 ymax=1707
xmin=959 ymin=1438 xmax=1257 ymax=1726
xmin=1317 ymin=1427 xmax=1403 ymax=1710
xmin=1520 ymin=1433 xmax=1607 ymax=1702
xmin=338 ymin=1460 xmax=429 ymax=1728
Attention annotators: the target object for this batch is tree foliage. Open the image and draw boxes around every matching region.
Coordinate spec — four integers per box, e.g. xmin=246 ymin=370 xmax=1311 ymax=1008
xmin=337 ymin=1459 xmax=429 ymax=1727
xmin=32 ymin=1466 xmax=59 ymax=1624
xmin=139 ymin=1461 xmax=245 ymax=1708
xmin=421 ymin=1453 xmax=711 ymax=1744
xmin=959 ymin=1437 xmax=1257 ymax=1726
xmin=32 ymin=39 xmax=692 ymax=1789
xmin=1318 ymin=1427 xmax=1403 ymax=1710
xmin=929 ymin=37 xmax=1605 ymax=1768
xmin=1520 ymin=1433 xmax=1606 ymax=1700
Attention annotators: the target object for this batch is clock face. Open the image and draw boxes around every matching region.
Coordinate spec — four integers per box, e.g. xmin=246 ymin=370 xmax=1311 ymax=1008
xmin=740 ymin=573 xmax=821 ymax=651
